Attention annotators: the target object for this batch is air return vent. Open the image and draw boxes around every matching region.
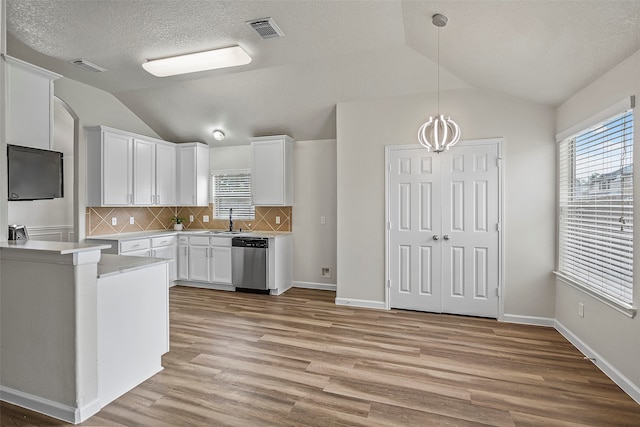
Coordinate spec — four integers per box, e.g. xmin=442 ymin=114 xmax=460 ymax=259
xmin=246 ymin=17 xmax=284 ymax=40
xmin=69 ymin=59 xmax=106 ymax=73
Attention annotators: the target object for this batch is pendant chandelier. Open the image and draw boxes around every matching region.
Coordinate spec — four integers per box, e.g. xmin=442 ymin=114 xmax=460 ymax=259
xmin=418 ymin=13 xmax=461 ymax=153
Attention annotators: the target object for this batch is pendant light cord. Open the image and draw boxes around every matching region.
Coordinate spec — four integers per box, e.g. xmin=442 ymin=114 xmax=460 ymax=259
xmin=437 ymin=26 xmax=440 ymax=116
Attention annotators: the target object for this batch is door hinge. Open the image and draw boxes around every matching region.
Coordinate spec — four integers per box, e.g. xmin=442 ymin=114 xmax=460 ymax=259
xmin=387 ymin=279 xmax=391 ymax=288
xmin=496 ymin=222 xmax=501 ymax=232
xmin=496 ymin=287 xmax=501 ymax=297
xmin=497 ymin=157 xmax=502 ymax=167
xmin=387 ymin=221 xmax=391 ymax=230
xmin=387 ymin=163 xmax=391 ymax=172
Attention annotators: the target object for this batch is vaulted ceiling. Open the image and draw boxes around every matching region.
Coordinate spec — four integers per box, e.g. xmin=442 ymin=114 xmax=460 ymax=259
xmin=7 ymin=1 xmax=640 ymax=146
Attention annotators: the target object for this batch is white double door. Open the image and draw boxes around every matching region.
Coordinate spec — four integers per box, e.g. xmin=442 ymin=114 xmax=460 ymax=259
xmin=387 ymin=141 xmax=501 ymax=318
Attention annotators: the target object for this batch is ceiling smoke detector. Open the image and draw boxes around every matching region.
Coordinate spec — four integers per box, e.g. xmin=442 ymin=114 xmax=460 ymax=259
xmin=246 ymin=17 xmax=285 ymax=40
xmin=69 ymin=59 xmax=106 ymax=73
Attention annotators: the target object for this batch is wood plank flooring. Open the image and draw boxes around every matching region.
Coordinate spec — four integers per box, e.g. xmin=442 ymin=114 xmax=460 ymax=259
xmin=2 ymin=286 xmax=639 ymax=426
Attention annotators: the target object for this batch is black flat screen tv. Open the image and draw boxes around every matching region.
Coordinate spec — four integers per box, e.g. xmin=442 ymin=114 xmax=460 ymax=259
xmin=7 ymin=144 xmax=64 ymax=201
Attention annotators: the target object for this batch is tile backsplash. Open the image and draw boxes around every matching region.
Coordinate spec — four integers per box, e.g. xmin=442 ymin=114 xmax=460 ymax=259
xmin=86 ymin=205 xmax=292 ymax=236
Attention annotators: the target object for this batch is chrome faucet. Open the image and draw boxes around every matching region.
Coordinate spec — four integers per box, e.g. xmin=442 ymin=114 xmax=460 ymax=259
xmin=228 ymin=208 xmax=233 ymax=232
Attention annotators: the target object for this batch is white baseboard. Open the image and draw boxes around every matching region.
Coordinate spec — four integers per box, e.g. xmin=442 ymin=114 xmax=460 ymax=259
xmin=501 ymin=314 xmax=555 ymax=327
xmin=335 ymin=297 xmax=386 ymax=310
xmin=293 ymin=281 xmax=337 ymax=291
xmin=0 ymin=386 xmax=100 ymax=424
xmin=271 ymin=282 xmax=293 ymax=295
xmin=555 ymin=320 xmax=640 ymax=405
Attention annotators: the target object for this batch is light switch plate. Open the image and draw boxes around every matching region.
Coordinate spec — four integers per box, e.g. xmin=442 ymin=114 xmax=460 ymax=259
xmin=129 ymin=217 xmax=135 ymax=225
xmin=190 ymin=215 xmax=194 ymax=222
xmin=275 ymin=216 xmax=281 ymax=224
xmin=203 ymin=215 xmax=209 ymax=222
xmin=321 ymin=216 xmax=326 ymax=225
xmin=111 ymin=217 xmax=117 ymax=226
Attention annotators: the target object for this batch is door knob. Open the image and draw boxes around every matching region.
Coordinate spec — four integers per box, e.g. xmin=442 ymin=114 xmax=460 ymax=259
xmin=433 ymin=234 xmax=440 ymax=241
xmin=443 ymin=234 xmax=450 ymax=241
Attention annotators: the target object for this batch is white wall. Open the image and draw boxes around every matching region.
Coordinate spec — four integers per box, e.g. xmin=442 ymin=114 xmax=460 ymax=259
xmin=1 ymin=0 xmax=8 ymax=240
xmin=53 ymin=77 xmax=161 ymax=241
xmin=209 ymin=141 xmax=338 ymax=288
xmin=209 ymin=145 xmax=251 ymax=171
xmin=8 ymin=100 xmax=74 ymax=239
xmin=555 ymin=48 xmax=640 ymax=399
xmin=336 ymin=88 xmax=556 ymax=318
xmin=293 ymin=139 xmax=337 ymax=287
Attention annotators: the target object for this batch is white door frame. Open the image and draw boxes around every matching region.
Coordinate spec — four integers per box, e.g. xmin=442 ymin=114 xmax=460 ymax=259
xmin=384 ymin=138 xmax=505 ymax=320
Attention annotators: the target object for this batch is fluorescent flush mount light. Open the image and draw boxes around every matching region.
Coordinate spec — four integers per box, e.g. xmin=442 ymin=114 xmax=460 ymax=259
xmin=142 ymin=45 xmax=251 ymax=77
xmin=212 ymin=130 xmax=225 ymax=141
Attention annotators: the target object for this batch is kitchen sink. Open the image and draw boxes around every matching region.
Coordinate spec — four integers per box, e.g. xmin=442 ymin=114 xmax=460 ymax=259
xmin=207 ymin=230 xmax=245 ymax=235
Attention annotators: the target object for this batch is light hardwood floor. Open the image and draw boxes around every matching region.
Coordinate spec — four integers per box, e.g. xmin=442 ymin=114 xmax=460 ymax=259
xmin=2 ymin=286 xmax=639 ymax=426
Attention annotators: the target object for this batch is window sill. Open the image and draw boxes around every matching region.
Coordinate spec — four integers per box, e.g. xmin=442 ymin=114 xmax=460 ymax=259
xmin=553 ymin=271 xmax=637 ymax=318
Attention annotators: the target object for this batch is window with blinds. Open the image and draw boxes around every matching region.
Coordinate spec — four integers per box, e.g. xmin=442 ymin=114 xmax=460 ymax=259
xmin=558 ymin=110 xmax=634 ymax=306
xmin=212 ymin=170 xmax=255 ymax=220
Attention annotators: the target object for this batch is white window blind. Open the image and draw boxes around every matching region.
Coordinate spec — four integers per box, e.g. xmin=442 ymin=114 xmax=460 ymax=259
xmin=558 ymin=109 xmax=634 ymax=306
xmin=212 ymin=170 xmax=255 ymax=220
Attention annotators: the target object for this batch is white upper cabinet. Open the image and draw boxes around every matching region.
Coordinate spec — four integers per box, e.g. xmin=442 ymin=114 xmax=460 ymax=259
xmin=86 ymin=126 xmax=178 ymax=207
xmin=97 ymin=129 xmax=133 ymax=206
xmin=250 ymin=135 xmax=293 ymax=206
xmin=133 ymin=138 xmax=155 ymax=205
xmin=5 ymin=56 xmax=61 ymax=150
xmin=155 ymin=142 xmax=177 ymax=206
xmin=176 ymin=143 xmax=210 ymax=206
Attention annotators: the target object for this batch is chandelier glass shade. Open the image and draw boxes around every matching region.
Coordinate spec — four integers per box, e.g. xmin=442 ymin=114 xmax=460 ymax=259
xmin=418 ymin=14 xmax=461 ymax=153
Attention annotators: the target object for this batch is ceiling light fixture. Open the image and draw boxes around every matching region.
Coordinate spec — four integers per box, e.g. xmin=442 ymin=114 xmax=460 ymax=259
xmin=142 ymin=45 xmax=251 ymax=77
xmin=418 ymin=14 xmax=461 ymax=153
xmin=212 ymin=130 xmax=225 ymax=141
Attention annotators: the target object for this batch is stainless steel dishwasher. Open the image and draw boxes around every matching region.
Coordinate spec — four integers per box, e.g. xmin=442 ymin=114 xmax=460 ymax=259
xmin=231 ymin=237 xmax=269 ymax=293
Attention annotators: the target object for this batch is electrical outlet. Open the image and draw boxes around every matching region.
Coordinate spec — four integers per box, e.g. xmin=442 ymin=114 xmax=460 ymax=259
xmin=111 ymin=217 xmax=117 ymax=226
xmin=321 ymin=267 xmax=331 ymax=278
xmin=190 ymin=215 xmax=194 ymax=222
xmin=275 ymin=216 xmax=281 ymax=224
xmin=203 ymin=215 xmax=209 ymax=222
xmin=129 ymin=217 xmax=135 ymax=225
xmin=321 ymin=216 xmax=326 ymax=225
xmin=578 ymin=303 xmax=584 ymax=318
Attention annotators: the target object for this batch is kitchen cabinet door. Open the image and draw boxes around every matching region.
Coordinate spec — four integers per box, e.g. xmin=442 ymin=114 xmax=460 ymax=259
xmin=250 ymin=135 xmax=293 ymax=206
xmin=177 ymin=143 xmax=209 ymax=206
xmin=177 ymin=245 xmax=189 ymax=280
xmin=153 ymin=245 xmax=177 ymax=282
xmin=155 ymin=143 xmax=176 ymax=206
xmin=133 ymin=138 xmax=155 ymax=205
xmin=102 ymin=130 xmax=133 ymax=205
xmin=188 ymin=245 xmax=209 ymax=282
xmin=210 ymin=246 xmax=232 ymax=284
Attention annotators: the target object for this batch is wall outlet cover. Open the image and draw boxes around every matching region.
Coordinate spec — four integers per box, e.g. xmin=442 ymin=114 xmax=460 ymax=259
xmin=111 ymin=217 xmax=117 ymax=226
xmin=321 ymin=267 xmax=331 ymax=278
xmin=129 ymin=217 xmax=135 ymax=225
xmin=276 ymin=216 xmax=281 ymax=224
xmin=203 ymin=215 xmax=209 ymax=222
xmin=190 ymin=215 xmax=194 ymax=222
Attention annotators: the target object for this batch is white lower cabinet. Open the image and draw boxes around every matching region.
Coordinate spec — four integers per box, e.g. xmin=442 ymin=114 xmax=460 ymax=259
xmin=186 ymin=236 xmax=232 ymax=284
xmin=177 ymin=235 xmax=189 ymax=280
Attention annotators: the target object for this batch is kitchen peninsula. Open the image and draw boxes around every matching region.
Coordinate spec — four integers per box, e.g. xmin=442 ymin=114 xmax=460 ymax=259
xmin=0 ymin=240 xmax=170 ymax=424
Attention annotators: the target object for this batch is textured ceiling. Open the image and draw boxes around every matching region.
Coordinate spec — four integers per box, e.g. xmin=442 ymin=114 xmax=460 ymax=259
xmin=7 ymin=0 xmax=640 ymax=146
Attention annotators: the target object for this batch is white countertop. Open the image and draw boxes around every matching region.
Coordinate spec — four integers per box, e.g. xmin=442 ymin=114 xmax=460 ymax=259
xmin=85 ymin=230 xmax=291 ymax=242
xmin=0 ymin=240 xmax=111 ymax=255
xmin=97 ymin=254 xmax=169 ymax=278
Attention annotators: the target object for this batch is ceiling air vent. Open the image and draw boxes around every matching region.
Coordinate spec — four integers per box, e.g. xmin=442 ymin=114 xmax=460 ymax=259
xmin=246 ymin=17 xmax=284 ymax=40
xmin=69 ymin=59 xmax=106 ymax=73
